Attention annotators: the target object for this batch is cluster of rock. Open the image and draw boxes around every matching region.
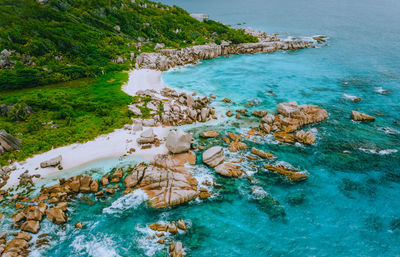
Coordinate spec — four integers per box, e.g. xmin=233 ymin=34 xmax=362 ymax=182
xmin=0 ymin=130 xmax=22 ymax=156
xmin=0 ymin=49 xmax=34 ymax=69
xmin=202 ymin=144 xmax=244 ymax=178
xmin=129 ymin=88 xmax=216 ymax=127
xmin=199 ymin=130 xmax=308 ymax=182
xmin=0 ymin=104 xmax=33 ymax=121
xmin=136 ymin=128 xmax=161 ymax=149
xmin=0 ymin=142 xmax=214 ymax=256
xmin=136 ymin=30 xmax=315 ymax=70
xmin=147 ymin=219 xmax=187 ymax=256
xmin=255 ymin=101 xmax=328 ymax=145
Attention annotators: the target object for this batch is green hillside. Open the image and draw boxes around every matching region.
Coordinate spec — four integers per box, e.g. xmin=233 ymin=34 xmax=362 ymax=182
xmin=0 ymin=0 xmax=257 ymax=90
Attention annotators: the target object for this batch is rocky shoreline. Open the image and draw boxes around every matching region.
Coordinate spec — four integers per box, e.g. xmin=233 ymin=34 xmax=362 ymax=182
xmin=0 ymin=28 xmax=332 ymax=257
xmin=136 ymin=29 xmax=324 ymax=70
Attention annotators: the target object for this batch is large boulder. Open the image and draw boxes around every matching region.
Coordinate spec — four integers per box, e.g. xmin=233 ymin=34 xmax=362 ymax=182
xmin=40 ymin=155 xmax=62 ymax=168
xmin=124 ymin=165 xmax=146 ymax=188
xmin=214 ymin=163 xmax=243 ymax=178
xmin=351 ymin=111 xmax=375 ymax=121
xmin=46 ymin=208 xmax=67 ymax=224
xmin=129 ymin=105 xmax=142 ymax=116
xmin=228 ymin=141 xmax=247 ymax=152
xmin=0 ymin=130 xmax=22 ymax=153
xmin=277 ymin=102 xmax=328 ymax=131
xmin=202 ymin=146 xmax=224 ymax=167
xmin=21 ymin=220 xmax=40 ymax=234
xmin=153 ymin=151 xmax=196 ymax=171
xmin=23 ymin=205 xmax=43 ymax=221
xmin=170 ymin=241 xmax=183 ymax=257
xmin=136 ymin=128 xmax=155 ymax=144
xmin=295 ymin=130 xmax=316 ymax=145
xmin=166 ymin=130 xmax=192 ymax=154
xmin=136 ymin=165 xmax=198 ymax=208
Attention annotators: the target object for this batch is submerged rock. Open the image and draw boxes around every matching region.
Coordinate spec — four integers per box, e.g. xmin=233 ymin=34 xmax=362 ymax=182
xmin=202 ymin=146 xmax=225 ymax=167
xmin=264 ymin=164 xmax=308 ymax=182
xmin=351 ymin=111 xmax=375 ymax=121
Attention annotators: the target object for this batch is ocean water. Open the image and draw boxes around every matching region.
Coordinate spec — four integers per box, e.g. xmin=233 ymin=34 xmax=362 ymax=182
xmin=2 ymin=0 xmax=400 ymax=256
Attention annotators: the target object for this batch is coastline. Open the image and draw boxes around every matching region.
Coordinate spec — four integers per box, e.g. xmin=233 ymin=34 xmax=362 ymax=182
xmin=1 ymin=30 xmax=323 ymax=190
xmin=3 ymin=69 xmax=171 ymax=189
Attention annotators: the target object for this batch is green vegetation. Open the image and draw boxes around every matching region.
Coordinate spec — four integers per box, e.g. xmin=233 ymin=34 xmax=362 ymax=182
xmin=0 ymin=0 xmax=257 ymax=90
xmin=0 ymin=0 xmax=258 ymax=165
xmin=0 ymin=72 xmax=132 ymax=165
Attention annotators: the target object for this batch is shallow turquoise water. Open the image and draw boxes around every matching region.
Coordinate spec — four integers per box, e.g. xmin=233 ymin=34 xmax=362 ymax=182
xmin=2 ymin=0 xmax=400 ymax=256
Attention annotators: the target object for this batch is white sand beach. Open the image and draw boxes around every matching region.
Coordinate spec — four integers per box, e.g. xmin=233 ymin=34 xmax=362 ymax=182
xmin=3 ymin=69 xmax=171 ymax=189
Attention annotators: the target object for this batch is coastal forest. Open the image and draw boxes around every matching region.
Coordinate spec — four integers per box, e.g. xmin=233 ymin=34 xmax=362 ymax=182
xmin=0 ymin=0 xmax=257 ymax=165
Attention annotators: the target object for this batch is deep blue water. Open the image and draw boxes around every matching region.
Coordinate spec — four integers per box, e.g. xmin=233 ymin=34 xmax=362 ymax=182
xmin=1 ymin=0 xmax=400 ymax=256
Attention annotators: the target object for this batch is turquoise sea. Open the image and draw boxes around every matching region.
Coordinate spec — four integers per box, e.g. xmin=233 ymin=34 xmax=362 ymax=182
xmin=2 ymin=0 xmax=400 ymax=256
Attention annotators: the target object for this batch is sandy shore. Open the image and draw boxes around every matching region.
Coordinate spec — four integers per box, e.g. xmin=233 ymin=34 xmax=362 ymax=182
xmin=3 ymin=69 xmax=171 ymax=189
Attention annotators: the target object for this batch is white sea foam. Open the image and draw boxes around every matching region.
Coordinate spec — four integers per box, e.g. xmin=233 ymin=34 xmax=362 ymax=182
xmin=374 ymin=87 xmax=391 ymax=94
xmin=250 ymin=185 xmax=269 ymax=199
xmin=358 ymin=148 xmax=398 ymax=155
xmin=72 ymin=234 xmax=121 ymax=257
xmin=343 ymin=93 xmax=360 ymax=101
xmin=103 ymin=189 xmax=148 ymax=215
xmin=378 ymin=126 xmax=400 ymax=135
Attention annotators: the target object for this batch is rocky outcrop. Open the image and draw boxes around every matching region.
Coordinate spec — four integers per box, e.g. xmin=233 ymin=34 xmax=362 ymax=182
xmin=295 ymin=130 xmax=316 ymax=145
xmin=40 ymin=155 xmax=62 ymax=168
xmin=135 ymin=165 xmax=198 ymax=208
xmin=264 ymin=164 xmax=308 ymax=182
xmin=46 ymin=208 xmax=68 ymax=224
xmin=170 ymin=241 xmax=183 ymax=257
xmin=152 ymin=151 xmax=196 ymax=171
xmin=132 ymin=88 xmax=215 ymax=126
xmin=351 ymin=111 xmax=375 ymax=121
xmin=252 ymin=110 xmax=268 ymax=118
xmin=251 ymin=147 xmax=274 ymax=159
xmin=215 ymin=163 xmax=243 ymax=178
xmin=0 ymin=130 xmax=22 ymax=155
xmin=228 ymin=141 xmax=247 ymax=152
xmin=276 ymin=101 xmax=328 ymax=131
xmin=166 ymin=130 xmax=192 ymax=154
xmin=21 ymin=220 xmax=40 ymax=234
xmin=137 ymin=35 xmax=313 ymax=71
xmin=227 ymin=132 xmax=242 ymax=142
xmin=202 ymin=146 xmax=224 ymax=167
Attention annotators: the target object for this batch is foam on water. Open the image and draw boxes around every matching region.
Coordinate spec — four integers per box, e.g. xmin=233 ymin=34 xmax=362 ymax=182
xmin=71 ymin=234 xmax=121 ymax=257
xmin=103 ymin=189 xmax=148 ymax=215
xmin=358 ymin=148 xmax=398 ymax=155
